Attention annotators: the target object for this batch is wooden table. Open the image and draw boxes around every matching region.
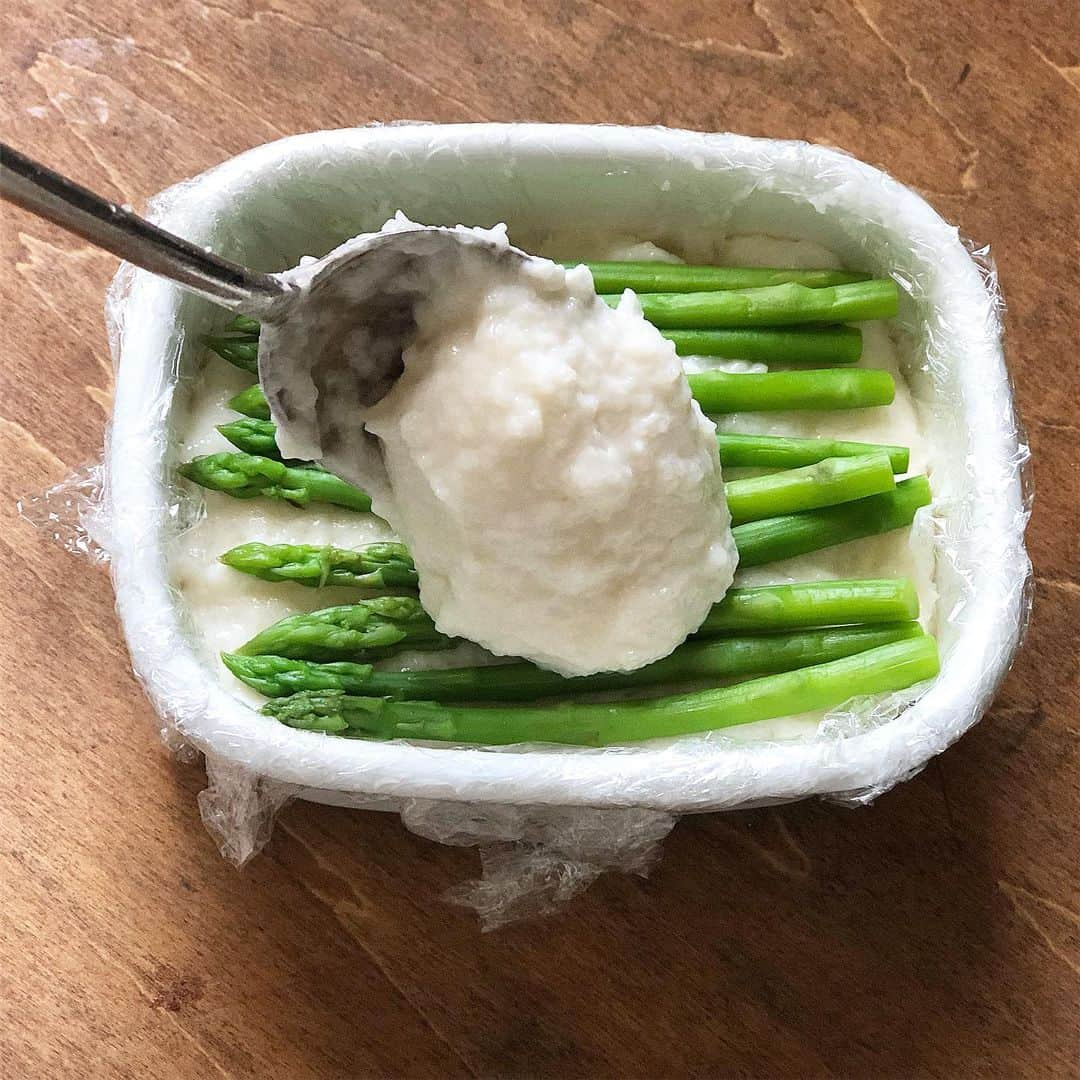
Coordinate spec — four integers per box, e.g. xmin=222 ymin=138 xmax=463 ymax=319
xmin=2 ymin=2 xmax=1077 ymax=1076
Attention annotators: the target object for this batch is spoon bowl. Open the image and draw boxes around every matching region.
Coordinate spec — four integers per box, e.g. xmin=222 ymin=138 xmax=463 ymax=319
xmin=259 ymin=226 xmax=527 ymax=499
xmin=1 ymin=143 xmax=524 ymax=498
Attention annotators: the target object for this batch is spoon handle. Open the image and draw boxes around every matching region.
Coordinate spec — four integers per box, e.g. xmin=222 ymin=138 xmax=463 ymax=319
xmin=1 ymin=143 xmax=286 ymax=314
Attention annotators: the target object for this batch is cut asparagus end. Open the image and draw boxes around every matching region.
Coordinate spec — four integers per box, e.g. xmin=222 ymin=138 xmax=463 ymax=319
xmin=690 ymin=368 xmax=895 ymax=414
xmin=567 ymin=261 xmax=873 ymax=293
xmin=665 ymin=326 xmax=863 ymax=364
xmin=717 ymin=432 xmax=909 ymax=474
xmin=603 ymin=278 xmax=900 ymax=329
xmin=724 ymin=453 xmax=896 ymax=524
xmin=698 ymin=577 xmax=920 ymax=635
xmin=732 ymin=475 xmax=932 ymax=568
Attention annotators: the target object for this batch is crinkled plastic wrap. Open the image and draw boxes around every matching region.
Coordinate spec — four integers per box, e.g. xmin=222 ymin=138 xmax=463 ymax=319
xmin=20 ymin=126 xmax=1032 ymax=928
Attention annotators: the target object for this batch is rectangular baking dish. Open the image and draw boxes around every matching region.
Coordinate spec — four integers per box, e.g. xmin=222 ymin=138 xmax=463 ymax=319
xmin=104 ymin=123 xmax=1030 ymax=813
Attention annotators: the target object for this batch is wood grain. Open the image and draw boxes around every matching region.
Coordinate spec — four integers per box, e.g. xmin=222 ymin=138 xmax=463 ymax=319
xmin=2 ymin=2 xmax=1077 ymax=1077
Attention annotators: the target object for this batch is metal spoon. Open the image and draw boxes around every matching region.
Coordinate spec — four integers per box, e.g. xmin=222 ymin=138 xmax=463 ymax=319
xmin=1 ymin=143 xmax=523 ymax=496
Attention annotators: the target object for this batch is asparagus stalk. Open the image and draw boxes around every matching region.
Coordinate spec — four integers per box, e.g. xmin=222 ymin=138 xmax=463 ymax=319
xmin=218 ymin=369 xmax=895 ymax=465
xmin=210 ymin=279 xmax=885 ymax=380
xmin=204 ymin=315 xmax=260 ymax=374
xmin=567 ymin=261 xmax=872 ymax=293
xmin=236 ymin=596 xmax=450 ymax=661
xmin=725 ymin=454 xmax=895 ymax=524
xmin=208 ymin=468 xmax=920 ymax=600
xmin=219 ymin=410 xmax=910 ymax=476
xmin=664 ymin=326 xmax=862 ymax=364
xmin=717 ymin=433 xmax=909 ymax=473
xmin=183 ymin=442 xmax=907 ymax=524
xmin=223 ymin=565 xmax=919 ymax=646
xmin=206 ymin=299 xmax=869 ymax=366
xmin=220 ymin=541 xmax=418 ymax=589
xmin=602 ymin=279 xmax=899 ymax=329
xmin=699 ymin=577 xmax=918 ymax=634
xmin=198 ymin=452 xmax=916 ymax=569
xmin=226 ymin=574 xmax=920 ymax=688
xmin=262 ymin=635 xmax=941 ymax=744
xmin=178 ymin=452 xmax=372 ymax=513
xmin=224 ymin=623 xmax=923 ymax=701
xmin=689 ymin=368 xmax=895 ymax=413
xmin=218 ymin=320 xmax=861 ymax=375
xmin=228 ymin=384 xmax=272 ymax=420
xmin=223 ymin=566 xmax=916 ymax=635
xmin=733 ymin=475 xmax=932 ymax=568
xmin=216 ymin=535 xmax=918 ymax=635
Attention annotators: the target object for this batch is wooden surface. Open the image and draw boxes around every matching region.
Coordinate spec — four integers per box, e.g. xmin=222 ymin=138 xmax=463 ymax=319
xmin=2 ymin=2 xmax=1078 ymax=1076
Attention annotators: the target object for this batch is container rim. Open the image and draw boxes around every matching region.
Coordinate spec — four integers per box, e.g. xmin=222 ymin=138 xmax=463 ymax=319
xmin=106 ymin=123 xmax=1030 ymax=811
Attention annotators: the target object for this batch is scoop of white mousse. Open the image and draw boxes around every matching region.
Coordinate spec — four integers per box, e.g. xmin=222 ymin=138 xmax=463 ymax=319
xmin=362 ymin=251 xmax=737 ymax=676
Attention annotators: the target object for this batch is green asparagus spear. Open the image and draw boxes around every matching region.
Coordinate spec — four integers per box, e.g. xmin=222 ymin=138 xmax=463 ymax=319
xmin=224 ymin=623 xmax=923 ymax=701
xmin=262 ymin=635 xmax=941 ymax=744
xmin=663 ymin=326 xmax=862 ymax=364
xmin=225 ymin=570 xmax=916 ymax=635
xmin=228 ymin=314 xmax=261 ymax=334
xmin=236 ymin=596 xmax=450 ymax=661
xmin=193 ymin=437 xmax=902 ymax=523
xmin=178 ymin=452 xmax=372 ymax=513
xmin=602 ymin=279 xmax=899 ymax=329
xmin=219 ymin=408 xmax=911 ymax=475
xmin=215 ymin=538 xmax=918 ymax=637
xmin=205 ymin=339 xmax=258 ymax=373
xmin=566 ymin=261 xmax=872 ymax=293
xmin=733 ymin=475 xmax=932 ymax=568
xmin=220 ymin=541 xmax=418 ymax=589
xmin=689 ymin=368 xmax=895 ymax=413
xmin=717 ymin=433 xmax=909 ymax=473
xmin=218 ymin=319 xmax=862 ymax=371
xmin=225 ymin=653 xmax=374 ymax=695
xmin=210 ymin=282 xmax=883 ymax=379
xmin=208 ymin=464 xmax=920 ymax=600
xmin=724 ymin=454 xmax=895 ymax=524
xmin=698 ymin=577 xmax=919 ymax=635
xmin=218 ymin=418 xmax=282 ymax=459
xmin=217 ymin=371 xmax=895 ymax=467
xmin=228 ymin=384 xmax=272 ymax=420
xmin=204 ymin=315 xmax=261 ymax=374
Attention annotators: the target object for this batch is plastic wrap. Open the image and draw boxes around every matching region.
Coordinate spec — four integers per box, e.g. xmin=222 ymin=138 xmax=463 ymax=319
xmin=20 ymin=125 xmax=1032 ymax=928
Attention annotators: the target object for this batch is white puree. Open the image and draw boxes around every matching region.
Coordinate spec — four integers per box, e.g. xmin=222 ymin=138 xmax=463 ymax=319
xmin=363 ymin=251 xmax=736 ymax=676
xmin=170 ymin=232 xmax=936 ymax=738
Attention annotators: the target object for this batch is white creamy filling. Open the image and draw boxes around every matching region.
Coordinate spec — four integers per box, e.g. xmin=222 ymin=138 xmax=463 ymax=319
xmin=363 ymin=249 xmax=737 ymax=676
xmin=169 ymin=232 xmax=936 ymax=739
